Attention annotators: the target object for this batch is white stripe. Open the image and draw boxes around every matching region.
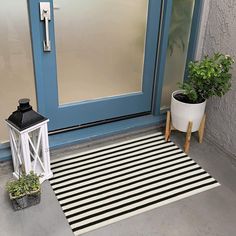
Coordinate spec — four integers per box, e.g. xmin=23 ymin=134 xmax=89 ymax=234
xmin=51 ymin=147 xmax=182 ymax=185
xmin=52 ymin=151 xmax=189 ymax=189
xmin=63 ymin=169 xmax=207 ymax=212
xmin=56 ymin=157 xmax=195 ymax=200
xmin=52 ymin=139 xmax=171 ymax=174
xmin=51 ymin=132 xmax=163 ymax=164
xmin=74 ymin=183 xmax=220 ymax=235
xmin=49 ymin=133 xmax=220 ymax=235
xmin=54 ymin=153 xmax=191 ymax=195
xmin=59 ymin=164 xmax=201 ymax=204
xmin=70 ymin=178 xmax=218 ymax=229
xmin=67 ymin=173 xmax=211 ymax=220
xmin=52 ymin=143 xmax=177 ymax=179
xmin=50 ymin=133 xmax=220 ymax=235
xmin=52 ymin=135 xmax=165 ymax=169
xmin=52 ymin=137 xmax=166 ymax=169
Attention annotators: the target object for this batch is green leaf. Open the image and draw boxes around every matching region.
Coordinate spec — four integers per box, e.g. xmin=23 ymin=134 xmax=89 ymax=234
xmin=178 ymin=53 xmax=234 ymax=103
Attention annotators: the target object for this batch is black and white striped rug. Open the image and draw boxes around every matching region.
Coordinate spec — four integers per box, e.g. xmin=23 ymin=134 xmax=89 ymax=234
xmin=50 ymin=132 xmax=220 ymax=235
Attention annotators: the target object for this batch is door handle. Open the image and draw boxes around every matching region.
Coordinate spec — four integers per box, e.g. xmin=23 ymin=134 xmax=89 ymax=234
xmin=40 ymin=2 xmax=51 ymax=52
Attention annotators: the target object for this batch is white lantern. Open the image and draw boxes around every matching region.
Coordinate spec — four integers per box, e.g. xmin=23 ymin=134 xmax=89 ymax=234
xmin=5 ymin=99 xmax=53 ymax=183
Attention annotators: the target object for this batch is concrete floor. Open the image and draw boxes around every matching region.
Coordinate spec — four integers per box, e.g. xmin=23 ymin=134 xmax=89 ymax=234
xmin=1 ymin=127 xmax=236 ymax=236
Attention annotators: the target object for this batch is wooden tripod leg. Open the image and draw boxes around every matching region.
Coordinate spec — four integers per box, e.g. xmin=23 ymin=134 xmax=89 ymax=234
xmin=184 ymin=121 xmax=193 ymax=154
xmin=198 ymin=114 xmax=206 ymax=143
xmin=165 ymin=111 xmax=171 ymax=141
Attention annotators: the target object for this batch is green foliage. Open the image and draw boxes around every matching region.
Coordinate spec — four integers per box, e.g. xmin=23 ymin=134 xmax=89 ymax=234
xmin=179 ymin=53 xmax=234 ymax=103
xmin=6 ymin=178 xmax=27 ymax=198
xmin=24 ymin=171 xmax=40 ymax=192
xmin=6 ymin=171 xmax=40 ymax=198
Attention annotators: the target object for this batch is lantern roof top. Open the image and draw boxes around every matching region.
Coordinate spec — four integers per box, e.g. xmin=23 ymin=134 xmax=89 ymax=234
xmin=6 ymin=98 xmax=47 ymax=131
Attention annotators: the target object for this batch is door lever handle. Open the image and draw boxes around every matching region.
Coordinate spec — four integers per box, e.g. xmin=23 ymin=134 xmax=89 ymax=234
xmin=40 ymin=2 xmax=51 ymax=52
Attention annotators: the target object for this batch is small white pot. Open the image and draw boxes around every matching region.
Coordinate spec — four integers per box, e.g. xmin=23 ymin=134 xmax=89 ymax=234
xmin=170 ymin=90 xmax=206 ymax=132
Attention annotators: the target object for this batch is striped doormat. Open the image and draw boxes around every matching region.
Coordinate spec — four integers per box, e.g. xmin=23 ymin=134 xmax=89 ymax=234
xmin=50 ymin=132 xmax=220 ymax=235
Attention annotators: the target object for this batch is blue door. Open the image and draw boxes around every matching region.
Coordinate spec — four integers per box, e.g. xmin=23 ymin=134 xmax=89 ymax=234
xmin=28 ymin=0 xmax=162 ymax=131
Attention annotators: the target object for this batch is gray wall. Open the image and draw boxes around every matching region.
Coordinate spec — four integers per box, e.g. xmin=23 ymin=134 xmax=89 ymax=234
xmin=196 ymin=0 xmax=236 ymax=157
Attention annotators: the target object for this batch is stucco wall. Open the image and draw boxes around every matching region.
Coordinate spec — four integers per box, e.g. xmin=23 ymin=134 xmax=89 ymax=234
xmin=196 ymin=0 xmax=236 ymax=157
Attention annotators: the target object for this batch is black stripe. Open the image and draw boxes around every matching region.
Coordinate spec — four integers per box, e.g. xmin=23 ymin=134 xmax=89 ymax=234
xmin=49 ymin=135 xmax=219 ymax=235
xmin=57 ymin=162 xmax=197 ymax=200
xmin=71 ymin=180 xmax=217 ymax=232
xmin=52 ymin=141 xmax=174 ymax=175
xmin=51 ymin=134 xmax=164 ymax=166
xmin=71 ymin=179 xmax=217 ymax=231
xmin=51 ymin=149 xmax=183 ymax=186
xmin=52 ymin=144 xmax=178 ymax=180
xmin=51 ymin=151 xmax=187 ymax=189
xmin=53 ymin=154 xmax=189 ymax=193
xmin=51 ymin=138 xmax=168 ymax=172
xmin=64 ymin=170 xmax=207 ymax=213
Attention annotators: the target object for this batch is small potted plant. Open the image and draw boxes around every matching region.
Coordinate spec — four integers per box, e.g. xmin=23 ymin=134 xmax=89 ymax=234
xmin=171 ymin=53 xmax=234 ymax=132
xmin=6 ymin=171 xmax=41 ymax=210
xmin=6 ymin=177 xmax=28 ymax=210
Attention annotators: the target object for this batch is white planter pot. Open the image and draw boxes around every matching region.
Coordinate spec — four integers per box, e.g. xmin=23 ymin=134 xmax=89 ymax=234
xmin=170 ymin=90 xmax=206 ymax=132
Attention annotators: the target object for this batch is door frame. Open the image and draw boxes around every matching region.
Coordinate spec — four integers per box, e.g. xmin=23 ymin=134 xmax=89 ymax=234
xmin=28 ymin=0 xmax=163 ymax=131
xmin=29 ymin=0 xmax=203 ymax=140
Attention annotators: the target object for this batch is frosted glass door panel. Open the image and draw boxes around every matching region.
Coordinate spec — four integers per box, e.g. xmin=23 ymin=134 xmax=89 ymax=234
xmin=0 ymin=1 xmax=36 ymax=142
xmin=54 ymin=0 xmax=148 ymax=105
xmin=161 ymin=0 xmax=195 ymax=109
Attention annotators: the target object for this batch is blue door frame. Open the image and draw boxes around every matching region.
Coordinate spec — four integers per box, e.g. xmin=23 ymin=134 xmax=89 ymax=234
xmin=28 ymin=0 xmax=162 ymax=131
xmin=0 ymin=0 xmax=203 ymax=161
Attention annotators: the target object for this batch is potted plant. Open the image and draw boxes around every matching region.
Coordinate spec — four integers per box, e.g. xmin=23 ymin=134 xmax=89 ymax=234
xmin=6 ymin=177 xmax=28 ymax=210
xmin=6 ymin=171 xmax=41 ymax=210
xmin=171 ymin=53 xmax=234 ymax=132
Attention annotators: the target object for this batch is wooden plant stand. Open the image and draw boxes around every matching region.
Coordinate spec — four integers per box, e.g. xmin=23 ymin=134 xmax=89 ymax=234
xmin=164 ymin=111 xmax=206 ymax=154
